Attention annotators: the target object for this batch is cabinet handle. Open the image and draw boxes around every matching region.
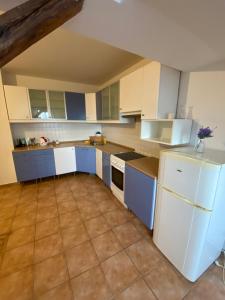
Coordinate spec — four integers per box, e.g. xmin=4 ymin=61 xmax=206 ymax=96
xmin=142 ymin=114 xmax=145 ymax=116
xmin=177 ymin=169 xmax=183 ymax=173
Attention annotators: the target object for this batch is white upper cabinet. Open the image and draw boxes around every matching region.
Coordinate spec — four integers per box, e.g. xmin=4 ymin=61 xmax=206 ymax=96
xmin=120 ymin=67 xmax=143 ymax=114
xmin=85 ymin=93 xmax=97 ymax=121
xmin=4 ymin=85 xmax=31 ymax=120
xmin=142 ymin=61 xmax=180 ymax=120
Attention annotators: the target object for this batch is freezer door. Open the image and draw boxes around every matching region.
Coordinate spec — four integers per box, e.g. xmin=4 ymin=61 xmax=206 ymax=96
xmin=159 ymin=152 xmax=220 ymax=210
xmin=153 ymin=186 xmax=211 ymax=281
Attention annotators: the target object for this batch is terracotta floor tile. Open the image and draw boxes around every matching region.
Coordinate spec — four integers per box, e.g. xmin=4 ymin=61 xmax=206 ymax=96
xmin=0 ymin=267 xmax=33 ymax=300
xmin=12 ymin=212 xmax=36 ymax=230
xmin=59 ymin=211 xmax=82 ymax=229
xmin=58 ymin=200 xmax=77 ymax=214
xmin=34 ymin=254 xmax=68 ymax=297
xmin=34 ymin=233 xmax=63 ymax=263
xmin=37 ymin=281 xmax=73 ymax=300
xmin=0 ymin=198 xmax=18 ymax=209
xmin=0 ymin=243 xmax=34 ymax=276
xmin=35 ymin=217 xmax=60 ymax=240
xmin=79 ymin=203 xmax=101 ymax=221
xmin=98 ymin=199 xmax=118 ymax=213
xmin=113 ymin=222 xmax=142 ymax=248
xmin=104 ymin=209 xmax=129 ymax=228
xmin=6 ymin=226 xmax=35 ymax=250
xmin=0 ymin=206 xmax=16 ymax=220
xmin=16 ymin=201 xmax=37 ymax=216
xmin=131 ymin=218 xmax=153 ymax=240
xmin=0 ymin=218 xmax=12 ymax=235
xmin=38 ymin=189 xmax=55 ymax=199
xmin=144 ymin=260 xmax=192 ymax=300
xmin=184 ymin=270 xmax=225 ymax=300
xmin=19 ymin=194 xmax=37 ymax=203
xmin=36 ymin=205 xmax=58 ymax=223
xmin=126 ymin=239 xmax=164 ymax=274
xmin=65 ymin=241 xmax=99 ymax=278
xmin=71 ymin=266 xmax=113 ymax=300
xmin=117 ymin=279 xmax=156 ymax=300
xmin=61 ymin=223 xmax=89 ymax=249
xmin=56 ymin=192 xmax=74 ymax=203
xmin=101 ymin=251 xmax=139 ymax=293
xmin=85 ymin=215 xmax=110 ymax=238
xmin=37 ymin=196 xmax=56 ymax=209
xmin=92 ymin=231 xmax=123 ymax=262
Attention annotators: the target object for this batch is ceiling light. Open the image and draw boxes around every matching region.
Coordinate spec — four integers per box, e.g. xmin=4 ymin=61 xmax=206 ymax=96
xmin=113 ymin=0 xmax=123 ymax=4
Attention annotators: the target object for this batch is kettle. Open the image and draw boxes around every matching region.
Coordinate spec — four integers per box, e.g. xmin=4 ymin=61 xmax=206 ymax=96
xmin=39 ymin=137 xmax=49 ymax=146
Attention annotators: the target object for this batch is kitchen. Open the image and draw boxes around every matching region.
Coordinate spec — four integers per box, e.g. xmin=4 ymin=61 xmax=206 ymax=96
xmin=1 ymin=1 xmax=225 ymax=300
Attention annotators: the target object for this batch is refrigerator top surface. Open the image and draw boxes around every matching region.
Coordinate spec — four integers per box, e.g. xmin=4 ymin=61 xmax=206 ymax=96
xmin=162 ymin=147 xmax=225 ymax=165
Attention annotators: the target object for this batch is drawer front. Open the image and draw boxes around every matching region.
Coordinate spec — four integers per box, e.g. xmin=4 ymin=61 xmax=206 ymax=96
xmin=159 ymin=153 xmax=220 ymax=210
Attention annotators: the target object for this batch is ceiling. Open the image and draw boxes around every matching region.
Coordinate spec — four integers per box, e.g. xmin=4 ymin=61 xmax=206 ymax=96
xmin=1 ymin=0 xmax=225 ymax=74
xmin=1 ymin=27 xmax=142 ymax=85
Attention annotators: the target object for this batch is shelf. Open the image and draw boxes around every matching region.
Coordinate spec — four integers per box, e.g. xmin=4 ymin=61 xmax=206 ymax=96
xmin=141 ymin=119 xmax=192 ymax=146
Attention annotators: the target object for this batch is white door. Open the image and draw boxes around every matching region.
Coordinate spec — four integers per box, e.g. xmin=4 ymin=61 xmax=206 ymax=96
xmin=54 ymin=147 xmax=76 ymax=175
xmin=153 ymin=186 xmax=194 ymax=272
xmin=120 ymin=67 xmax=143 ymax=113
xmin=85 ymin=93 xmax=97 ymax=121
xmin=159 ymin=152 xmax=220 ymax=210
xmin=153 ymin=186 xmax=211 ymax=282
xmin=4 ymin=85 xmax=30 ymax=120
xmin=96 ymin=149 xmax=102 ymax=179
xmin=142 ymin=61 xmax=160 ymax=120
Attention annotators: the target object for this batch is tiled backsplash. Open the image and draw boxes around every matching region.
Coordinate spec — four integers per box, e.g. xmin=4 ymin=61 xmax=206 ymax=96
xmin=102 ymin=118 xmax=170 ymax=158
xmin=11 ymin=123 xmax=101 ymax=145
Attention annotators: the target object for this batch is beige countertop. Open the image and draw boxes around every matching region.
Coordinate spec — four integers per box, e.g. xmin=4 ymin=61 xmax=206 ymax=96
xmin=13 ymin=141 xmax=133 ymax=155
xmin=126 ymin=156 xmax=159 ymax=178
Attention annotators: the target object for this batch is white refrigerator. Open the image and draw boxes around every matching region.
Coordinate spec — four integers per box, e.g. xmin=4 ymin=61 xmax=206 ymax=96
xmin=153 ymin=148 xmax=225 ymax=282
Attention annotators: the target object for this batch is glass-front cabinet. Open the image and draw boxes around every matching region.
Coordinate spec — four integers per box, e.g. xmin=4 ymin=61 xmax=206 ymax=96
xmin=98 ymin=81 xmax=120 ymax=120
xmin=29 ymin=89 xmax=48 ymax=119
xmin=29 ymin=89 xmax=66 ymax=120
xmin=48 ymin=91 xmax=66 ymax=119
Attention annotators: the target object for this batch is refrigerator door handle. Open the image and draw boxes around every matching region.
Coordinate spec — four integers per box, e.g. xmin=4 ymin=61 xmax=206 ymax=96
xmin=160 ymin=186 xmax=213 ymax=213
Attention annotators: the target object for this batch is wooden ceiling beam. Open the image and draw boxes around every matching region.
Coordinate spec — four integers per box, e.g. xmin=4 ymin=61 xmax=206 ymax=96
xmin=0 ymin=0 xmax=84 ymax=67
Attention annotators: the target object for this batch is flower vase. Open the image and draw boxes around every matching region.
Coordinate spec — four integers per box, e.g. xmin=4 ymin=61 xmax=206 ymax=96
xmin=196 ymin=139 xmax=205 ymax=153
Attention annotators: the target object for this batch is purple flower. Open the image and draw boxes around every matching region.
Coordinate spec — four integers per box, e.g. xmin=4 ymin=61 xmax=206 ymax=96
xmin=197 ymin=127 xmax=214 ymax=139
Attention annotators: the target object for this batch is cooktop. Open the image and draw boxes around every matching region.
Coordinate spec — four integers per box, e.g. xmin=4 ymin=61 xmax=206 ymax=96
xmin=114 ymin=152 xmax=145 ymax=161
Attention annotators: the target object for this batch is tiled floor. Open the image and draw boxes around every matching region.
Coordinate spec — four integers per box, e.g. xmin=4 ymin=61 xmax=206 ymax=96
xmin=0 ymin=173 xmax=224 ymax=300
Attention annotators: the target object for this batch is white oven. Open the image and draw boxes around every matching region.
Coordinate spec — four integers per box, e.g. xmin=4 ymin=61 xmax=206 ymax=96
xmin=110 ymin=155 xmax=126 ymax=207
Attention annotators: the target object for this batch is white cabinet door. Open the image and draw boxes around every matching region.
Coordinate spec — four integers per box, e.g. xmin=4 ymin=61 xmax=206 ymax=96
xmin=54 ymin=147 xmax=76 ymax=175
xmin=142 ymin=61 xmax=160 ymax=119
xmin=120 ymin=67 xmax=143 ymax=113
xmin=141 ymin=62 xmax=180 ymax=120
xmin=4 ymin=85 xmax=30 ymax=120
xmin=96 ymin=149 xmax=102 ymax=179
xmin=85 ymin=93 xmax=97 ymax=121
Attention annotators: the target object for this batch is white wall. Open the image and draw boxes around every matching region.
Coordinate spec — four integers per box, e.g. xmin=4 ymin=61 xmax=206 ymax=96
xmin=11 ymin=122 xmax=101 ymax=145
xmin=178 ymin=71 xmax=225 ymax=150
xmin=0 ymin=85 xmax=17 ymax=185
xmin=2 ymin=72 xmax=98 ymax=93
xmin=102 ymin=118 xmax=168 ymax=158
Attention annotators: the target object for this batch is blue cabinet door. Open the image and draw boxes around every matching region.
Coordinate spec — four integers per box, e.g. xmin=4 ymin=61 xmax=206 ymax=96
xmin=13 ymin=149 xmax=56 ymax=182
xmin=65 ymin=92 xmax=86 ymax=120
xmin=34 ymin=149 xmax=56 ymax=179
xmin=102 ymin=152 xmax=111 ymax=187
xmin=124 ymin=165 xmax=157 ymax=229
xmin=76 ymin=147 xmax=96 ymax=174
xmin=13 ymin=152 xmax=37 ymax=182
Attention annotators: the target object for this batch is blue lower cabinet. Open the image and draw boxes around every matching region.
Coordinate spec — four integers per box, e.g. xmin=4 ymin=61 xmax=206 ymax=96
xmin=13 ymin=152 xmax=37 ymax=182
xmin=124 ymin=165 xmax=157 ymax=230
xmin=75 ymin=147 xmax=96 ymax=173
xmin=102 ymin=152 xmax=111 ymax=187
xmin=35 ymin=150 xmax=56 ymax=179
xmin=13 ymin=149 xmax=56 ymax=182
